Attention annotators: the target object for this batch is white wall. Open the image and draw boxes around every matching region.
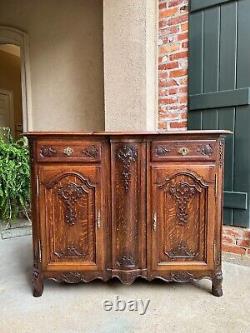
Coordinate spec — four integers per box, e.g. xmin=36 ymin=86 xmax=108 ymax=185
xmin=0 ymin=0 xmax=104 ymax=131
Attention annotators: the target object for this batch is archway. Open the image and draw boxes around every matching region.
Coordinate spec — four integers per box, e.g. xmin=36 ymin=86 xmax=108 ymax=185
xmin=0 ymin=26 xmax=32 ymax=131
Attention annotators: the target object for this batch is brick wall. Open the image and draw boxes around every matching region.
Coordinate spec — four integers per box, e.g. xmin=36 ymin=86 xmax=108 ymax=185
xmin=223 ymin=226 xmax=250 ymax=257
xmin=158 ymin=0 xmax=250 ymax=259
xmin=158 ymin=0 xmax=189 ymax=131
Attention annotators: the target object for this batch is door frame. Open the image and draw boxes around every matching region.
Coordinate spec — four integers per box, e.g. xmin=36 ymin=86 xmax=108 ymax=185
xmin=0 ymin=26 xmax=32 ymax=131
xmin=0 ymin=88 xmax=14 ymax=134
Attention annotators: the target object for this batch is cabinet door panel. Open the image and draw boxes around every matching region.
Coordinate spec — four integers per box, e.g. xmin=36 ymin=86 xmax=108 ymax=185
xmin=151 ymin=164 xmax=216 ymax=271
xmin=38 ymin=165 xmax=103 ymax=271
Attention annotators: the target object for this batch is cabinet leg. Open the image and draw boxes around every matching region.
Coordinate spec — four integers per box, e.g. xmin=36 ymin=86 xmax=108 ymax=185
xmin=32 ymin=268 xmax=44 ymax=297
xmin=212 ymin=270 xmax=223 ymax=297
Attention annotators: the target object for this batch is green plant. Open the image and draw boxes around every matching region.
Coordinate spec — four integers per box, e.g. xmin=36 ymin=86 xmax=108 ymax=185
xmin=0 ymin=128 xmax=31 ymax=222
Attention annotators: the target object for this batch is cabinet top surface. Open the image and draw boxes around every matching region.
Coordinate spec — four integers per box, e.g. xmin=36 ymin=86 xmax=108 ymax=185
xmin=24 ymin=130 xmax=232 ymax=137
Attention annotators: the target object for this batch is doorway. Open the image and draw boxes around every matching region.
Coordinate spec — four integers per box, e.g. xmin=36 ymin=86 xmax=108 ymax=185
xmin=0 ymin=44 xmax=22 ymax=138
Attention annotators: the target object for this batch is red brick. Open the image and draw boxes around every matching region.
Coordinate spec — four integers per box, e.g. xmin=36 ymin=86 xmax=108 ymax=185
xmin=236 ymin=239 xmax=250 ymax=248
xmin=165 ymin=79 xmax=179 ymax=87
xmin=160 ymin=97 xmax=177 ymax=104
xmin=169 ymin=51 xmax=188 ymax=61
xmin=159 ymin=26 xmax=180 ymax=36
xmin=182 ymin=41 xmax=189 ymax=48
xmin=160 ymin=8 xmax=178 ymax=18
xmin=222 ymin=244 xmax=246 ymax=255
xmin=158 ymin=62 xmax=179 ymax=70
xmin=223 ymin=226 xmax=245 ymax=239
xmin=170 ymin=121 xmax=187 ymax=129
xmin=179 ymin=95 xmax=188 ymax=104
xmin=168 ymin=14 xmax=188 ymax=26
xmin=170 ymin=69 xmax=188 ymax=78
xmin=178 ymin=86 xmax=188 ymax=93
xmin=159 ymin=72 xmax=169 ymax=79
xmin=222 ymin=235 xmax=235 ymax=245
xmin=159 ymin=43 xmax=180 ymax=55
xmin=159 ymin=20 xmax=168 ymax=29
xmin=181 ymin=22 xmax=189 ymax=32
xmin=168 ymin=0 xmax=186 ymax=7
xmin=159 ymin=2 xmax=167 ymax=10
xmin=178 ymin=32 xmax=188 ymax=41
xmin=169 ymin=88 xmax=178 ymax=95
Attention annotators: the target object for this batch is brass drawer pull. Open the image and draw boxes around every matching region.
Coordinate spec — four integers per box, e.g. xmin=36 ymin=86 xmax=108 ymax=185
xmin=64 ymin=147 xmax=74 ymax=156
xmin=178 ymin=147 xmax=189 ymax=156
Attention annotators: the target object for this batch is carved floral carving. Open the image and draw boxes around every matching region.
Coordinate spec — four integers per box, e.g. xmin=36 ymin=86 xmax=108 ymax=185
xmin=45 ymin=172 xmax=95 ymax=226
xmin=197 ymin=144 xmax=214 ymax=156
xmin=168 ymin=182 xmax=198 ymax=224
xmin=57 ymin=272 xmax=87 ymax=284
xmin=158 ymin=171 xmax=207 ymax=225
xmin=82 ymin=145 xmax=99 ymax=158
xmin=155 ymin=145 xmax=170 ymax=156
xmin=54 ymin=245 xmax=86 ymax=258
xmin=57 ymin=183 xmax=86 ymax=225
xmin=40 ymin=146 xmax=57 ymax=157
xmin=165 ymin=241 xmax=197 ymax=259
xmin=116 ymin=145 xmax=138 ymax=191
xmin=117 ymin=255 xmax=136 ymax=268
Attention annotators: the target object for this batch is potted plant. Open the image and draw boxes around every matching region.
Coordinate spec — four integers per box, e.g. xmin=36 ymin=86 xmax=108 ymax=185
xmin=0 ymin=127 xmax=31 ymax=228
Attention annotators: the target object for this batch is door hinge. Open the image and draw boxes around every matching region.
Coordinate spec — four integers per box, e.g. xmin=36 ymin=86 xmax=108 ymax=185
xmin=96 ymin=209 xmax=101 ymax=229
xmin=153 ymin=212 xmax=157 ymax=231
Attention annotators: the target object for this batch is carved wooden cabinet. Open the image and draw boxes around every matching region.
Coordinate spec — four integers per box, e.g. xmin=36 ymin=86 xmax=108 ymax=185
xmin=26 ymin=131 xmax=229 ymax=297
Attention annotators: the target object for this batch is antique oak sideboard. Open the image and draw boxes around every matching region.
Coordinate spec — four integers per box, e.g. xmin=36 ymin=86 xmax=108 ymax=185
xmin=25 ymin=131 xmax=230 ymax=297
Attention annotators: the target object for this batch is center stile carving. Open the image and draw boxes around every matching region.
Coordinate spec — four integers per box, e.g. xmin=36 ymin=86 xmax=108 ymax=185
xmin=116 ymin=145 xmax=138 ymax=191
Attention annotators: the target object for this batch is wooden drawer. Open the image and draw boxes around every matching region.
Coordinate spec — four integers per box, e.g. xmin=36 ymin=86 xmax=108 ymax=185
xmin=37 ymin=140 xmax=101 ymax=162
xmin=151 ymin=140 xmax=217 ymax=161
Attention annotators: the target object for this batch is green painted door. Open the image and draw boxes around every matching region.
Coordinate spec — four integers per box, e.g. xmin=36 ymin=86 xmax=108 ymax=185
xmin=188 ymin=0 xmax=250 ymax=227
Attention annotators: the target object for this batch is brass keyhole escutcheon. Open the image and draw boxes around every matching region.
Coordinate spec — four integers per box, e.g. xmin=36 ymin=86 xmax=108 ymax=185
xmin=64 ymin=147 xmax=74 ymax=156
xmin=178 ymin=147 xmax=189 ymax=156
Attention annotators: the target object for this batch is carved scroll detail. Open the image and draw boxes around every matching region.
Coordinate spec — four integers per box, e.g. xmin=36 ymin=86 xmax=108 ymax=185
xmin=54 ymin=245 xmax=86 ymax=258
xmin=82 ymin=145 xmax=99 ymax=158
xmin=116 ymin=145 xmax=138 ymax=192
xmin=40 ymin=146 xmax=57 ymax=157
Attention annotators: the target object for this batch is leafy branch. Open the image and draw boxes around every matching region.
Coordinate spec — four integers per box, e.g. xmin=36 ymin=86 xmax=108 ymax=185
xmin=0 ymin=128 xmax=31 ymax=222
